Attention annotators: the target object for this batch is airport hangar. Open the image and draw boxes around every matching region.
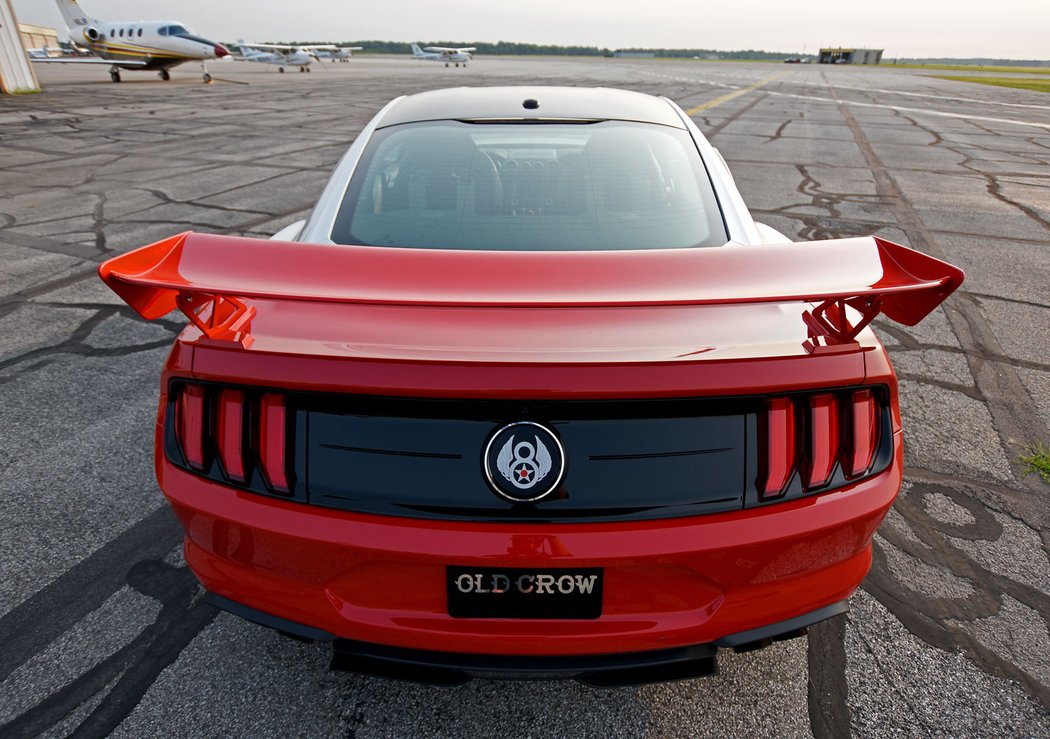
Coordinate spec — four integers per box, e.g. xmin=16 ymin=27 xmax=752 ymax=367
xmin=18 ymin=22 xmax=60 ymax=51
xmin=819 ymin=47 xmax=884 ymax=64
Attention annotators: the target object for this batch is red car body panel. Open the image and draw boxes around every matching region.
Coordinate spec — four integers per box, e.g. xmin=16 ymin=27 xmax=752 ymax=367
xmin=101 ymin=227 xmax=961 ymax=676
xmin=165 ymin=453 xmax=898 ymax=654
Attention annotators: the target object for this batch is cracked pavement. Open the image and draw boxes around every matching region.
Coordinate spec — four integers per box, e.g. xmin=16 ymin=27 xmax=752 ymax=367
xmin=1 ymin=57 xmax=1048 ymax=737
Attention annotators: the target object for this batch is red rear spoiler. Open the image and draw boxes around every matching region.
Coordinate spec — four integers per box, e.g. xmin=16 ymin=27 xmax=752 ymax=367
xmin=99 ymin=232 xmax=963 ymax=351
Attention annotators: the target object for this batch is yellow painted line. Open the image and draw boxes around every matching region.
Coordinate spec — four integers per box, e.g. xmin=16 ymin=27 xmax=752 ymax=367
xmin=686 ymin=72 xmax=788 ymax=115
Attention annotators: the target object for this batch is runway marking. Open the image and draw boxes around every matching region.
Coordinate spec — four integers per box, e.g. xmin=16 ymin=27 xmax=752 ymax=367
xmin=685 ymin=72 xmax=788 ymax=115
xmin=829 ymin=84 xmax=1050 ymax=112
xmin=646 ymin=67 xmax=1050 ymax=115
xmin=764 ymin=90 xmax=1050 ymax=131
xmin=647 ymin=72 xmax=740 ymax=91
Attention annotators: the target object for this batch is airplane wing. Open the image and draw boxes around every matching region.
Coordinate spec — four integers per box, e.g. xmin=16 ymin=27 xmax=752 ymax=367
xmin=237 ymin=42 xmax=297 ymax=50
xmin=344 ymin=47 xmax=364 ymax=51
xmin=423 ymin=46 xmax=476 ymax=53
xmin=30 ymin=57 xmax=148 ymax=66
xmin=297 ymin=44 xmax=338 ymax=50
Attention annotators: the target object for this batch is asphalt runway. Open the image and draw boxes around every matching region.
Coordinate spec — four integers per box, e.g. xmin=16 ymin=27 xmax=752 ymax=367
xmin=1 ymin=55 xmax=1048 ymax=738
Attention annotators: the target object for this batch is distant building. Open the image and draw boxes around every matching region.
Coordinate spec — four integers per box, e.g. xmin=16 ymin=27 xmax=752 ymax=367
xmin=613 ymin=50 xmax=655 ymax=59
xmin=818 ymin=47 xmax=883 ymax=65
xmin=18 ymin=22 xmax=61 ymax=51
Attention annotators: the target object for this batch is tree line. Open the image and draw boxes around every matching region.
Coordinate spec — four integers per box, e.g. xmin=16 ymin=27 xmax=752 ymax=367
xmin=268 ymin=40 xmax=804 ymax=60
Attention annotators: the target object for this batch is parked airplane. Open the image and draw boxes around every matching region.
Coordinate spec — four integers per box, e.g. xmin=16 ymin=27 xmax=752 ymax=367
xmin=411 ymin=43 xmax=475 ymax=67
xmin=234 ymin=43 xmax=337 ymax=72
xmin=32 ymin=0 xmax=228 ymax=83
xmin=26 ymin=45 xmax=61 ymax=59
xmin=312 ymin=46 xmax=363 ymax=63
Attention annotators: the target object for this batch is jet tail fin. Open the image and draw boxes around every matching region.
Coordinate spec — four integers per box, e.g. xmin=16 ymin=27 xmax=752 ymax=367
xmin=54 ymin=0 xmax=93 ymax=30
xmin=411 ymin=43 xmax=423 ymax=56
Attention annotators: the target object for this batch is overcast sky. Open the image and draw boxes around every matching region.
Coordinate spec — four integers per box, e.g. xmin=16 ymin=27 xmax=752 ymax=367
xmin=13 ymin=0 xmax=1049 ymax=59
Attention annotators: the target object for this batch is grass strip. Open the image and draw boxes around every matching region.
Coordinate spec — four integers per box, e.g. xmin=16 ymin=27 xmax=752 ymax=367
xmin=935 ymin=75 xmax=1050 ymax=93
xmin=894 ymin=63 xmax=1050 ymax=75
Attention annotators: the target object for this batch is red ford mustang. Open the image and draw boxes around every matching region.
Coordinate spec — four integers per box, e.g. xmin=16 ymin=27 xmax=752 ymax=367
xmin=100 ymin=87 xmax=963 ymax=686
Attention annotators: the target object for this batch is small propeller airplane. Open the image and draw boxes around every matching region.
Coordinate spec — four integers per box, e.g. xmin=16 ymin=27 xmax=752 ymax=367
xmin=32 ymin=0 xmax=229 ymax=83
xmin=233 ymin=43 xmax=355 ymax=72
xmin=235 ymin=43 xmax=314 ymax=73
xmin=411 ymin=43 xmax=475 ymax=67
xmin=26 ymin=45 xmax=61 ymax=59
xmin=311 ymin=46 xmax=363 ymax=63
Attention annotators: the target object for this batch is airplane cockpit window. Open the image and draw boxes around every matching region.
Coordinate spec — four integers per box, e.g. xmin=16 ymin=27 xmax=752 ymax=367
xmin=158 ymin=26 xmax=168 ymax=36
xmin=167 ymin=25 xmax=191 ymax=36
xmin=331 ymin=120 xmax=728 ymax=251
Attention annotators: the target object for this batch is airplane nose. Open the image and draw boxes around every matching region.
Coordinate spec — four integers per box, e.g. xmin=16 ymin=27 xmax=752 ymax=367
xmin=214 ymin=44 xmax=230 ymax=58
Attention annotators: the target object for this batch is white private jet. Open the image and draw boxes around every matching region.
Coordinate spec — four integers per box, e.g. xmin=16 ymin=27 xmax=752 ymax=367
xmin=32 ymin=0 xmax=229 ymax=83
xmin=411 ymin=43 xmax=475 ymax=67
xmin=312 ymin=46 xmax=363 ymax=63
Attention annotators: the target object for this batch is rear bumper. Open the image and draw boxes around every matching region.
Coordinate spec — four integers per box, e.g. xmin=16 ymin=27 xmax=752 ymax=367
xmin=206 ymin=592 xmax=848 ymax=686
xmin=165 ymin=431 xmax=900 ymax=658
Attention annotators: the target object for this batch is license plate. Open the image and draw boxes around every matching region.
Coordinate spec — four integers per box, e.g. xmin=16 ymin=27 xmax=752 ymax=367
xmin=447 ymin=566 xmax=603 ymax=619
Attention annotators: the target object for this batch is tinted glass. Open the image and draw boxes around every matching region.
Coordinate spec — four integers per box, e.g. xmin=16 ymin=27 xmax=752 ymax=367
xmin=168 ymin=25 xmax=191 ymax=36
xmin=331 ymin=121 xmax=727 ymax=251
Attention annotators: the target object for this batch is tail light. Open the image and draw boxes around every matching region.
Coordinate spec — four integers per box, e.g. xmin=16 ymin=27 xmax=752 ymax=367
xmin=216 ymin=389 xmax=246 ymax=482
xmin=176 ymin=384 xmax=207 ymax=471
xmin=760 ymin=387 xmax=884 ymax=501
xmin=762 ymin=398 xmax=796 ymax=499
xmin=848 ymin=389 xmax=879 ymax=477
xmin=806 ymin=394 xmax=839 ymax=488
xmin=258 ymin=394 xmax=289 ymax=493
xmin=168 ymin=382 xmax=294 ymax=496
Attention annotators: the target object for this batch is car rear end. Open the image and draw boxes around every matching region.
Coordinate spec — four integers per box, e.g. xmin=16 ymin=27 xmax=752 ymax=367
xmin=99 ymin=87 xmax=963 ymax=684
xmin=102 ymin=230 xmax=959 ymax=685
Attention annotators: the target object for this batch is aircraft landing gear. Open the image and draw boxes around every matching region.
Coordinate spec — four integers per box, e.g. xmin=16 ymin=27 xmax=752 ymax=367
xmin=109 ymin=67 xmax=121 ymax=83
xmin=445 ymin=62 xmax=449 ymax=67
xmin=278 ymin=66 xmax=285 ymax=73
xmin=455 ymin=62 xmax=460 ymax=67
xmin=200 ymin=61 xmax=213 ymax=83
xmin=158 ymin=69 xmax=170 ymax=81
xmin=306 ymin=66 xmax=312 ymax=73
xmin=298 ymin=66 xmax=306 ymax=73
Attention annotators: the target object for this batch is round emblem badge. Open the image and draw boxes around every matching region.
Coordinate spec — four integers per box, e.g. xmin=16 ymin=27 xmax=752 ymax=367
xmin=483 ymin=422 xmax=566 ymax=503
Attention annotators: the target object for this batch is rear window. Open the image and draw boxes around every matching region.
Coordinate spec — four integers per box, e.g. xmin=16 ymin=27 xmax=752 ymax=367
xmin=330 ymin=121 xmax=727 ymax=251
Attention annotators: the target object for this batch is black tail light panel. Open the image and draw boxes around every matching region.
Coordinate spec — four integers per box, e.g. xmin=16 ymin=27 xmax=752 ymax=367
xmin=746 ymin=386 xmax=893 ymax=509
xmin=163 ymin=380 xmax=892 ymax=519
xmin=164 ymin=380 xmax=305 ymax=502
